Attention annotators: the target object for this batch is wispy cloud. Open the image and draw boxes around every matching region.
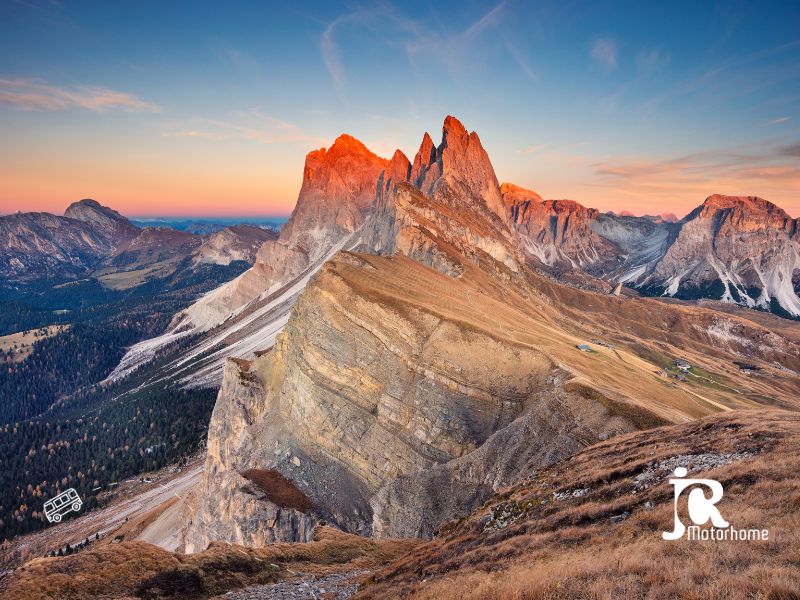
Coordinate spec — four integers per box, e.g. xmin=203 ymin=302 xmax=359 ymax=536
xmin=778 ymin=143 xmax=800 ymax=157
xmin=591 ymin=141 xmax=800 ymax=191
xmin=519 ymin=144 xmax=548 ymax=154
xmin=505 ymin=39 xmax=539 ymax=82
xmin=320 ymin=2 xmax=512 ymax=101
xmin=766 ymin=116 xmax=791 ymax=125
xmin=0 ymin=77 xmax=158 ymax=112
xmin=404 ymin=2 xmax=507 ymax=74
xmin=164 ymin=109 xmax=326 ymax=147
xmin=590 ymin=38 xmax=619 ymax=73
xmin=320 ymin=15 xmax=348 ymax=102
xmin=636 ymin=49 xmax=670 ymax=77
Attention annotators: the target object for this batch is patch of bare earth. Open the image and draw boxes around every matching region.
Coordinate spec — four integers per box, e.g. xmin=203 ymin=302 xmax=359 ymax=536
xmin=242 ymin=468 xmax=315 ymax=512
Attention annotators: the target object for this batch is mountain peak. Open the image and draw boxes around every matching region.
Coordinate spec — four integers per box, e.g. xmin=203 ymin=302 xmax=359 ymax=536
xmin=284 ymin=133 xmax=388 ymax=245
xmin=331 ymin=132 xmax=369 ymax=151
xmin=423 ymin=116 xmax=507 ymax=224
xmin=701 ymin=194 xmax=783 ymax=214
xmin=442 ymin=115 xmax=468 ymax=137
xmin=64 ymin=199 xmax=134 ymax=239
xmin=501 ymin=183 xmax=543 ymax=208
xmin=692 ymin=194 xmax=793 ymax=230
xmin=65 ymin=198 xmax=122 ymax=219
xmin=383 ymin=150 xmax=411 ymax=188
xmin=410 ymin=132 xmax=437 ymax=186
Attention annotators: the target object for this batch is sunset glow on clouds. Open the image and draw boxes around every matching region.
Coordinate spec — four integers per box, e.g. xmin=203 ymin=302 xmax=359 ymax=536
xmin=0 ymin=1 xmax=798 ymax=218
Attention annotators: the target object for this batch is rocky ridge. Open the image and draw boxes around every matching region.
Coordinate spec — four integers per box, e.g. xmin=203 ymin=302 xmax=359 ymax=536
xmin=182 ymin=116 xmax=800 ymax=553
xmin=175 ymin=134 xmax=388 ymax=332
xmin=504 ymin=189 xmax=800 ymax=317
xmin=0 ymin=199 xmax=275 ymax=286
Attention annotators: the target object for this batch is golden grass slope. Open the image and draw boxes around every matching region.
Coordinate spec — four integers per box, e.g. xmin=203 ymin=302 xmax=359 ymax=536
xmin=2 ymin=526 xmax=419 ymax=600
xmin=325 ymin=252 xmax=800 ymax=423
xmin=358 ymin=409 xmax=800 ymax=599
xmin=0 ymin=325 xmax=68 ymax=362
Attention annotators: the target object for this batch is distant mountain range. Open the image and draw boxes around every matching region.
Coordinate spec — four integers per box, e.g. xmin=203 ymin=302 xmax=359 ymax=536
xmin=131 ymin=217 xmax=286 ymax=235
xmin=0 ymin=199 xmax=278 ymax=287
xmin=505 ymin=187 xmax=800 ymax=317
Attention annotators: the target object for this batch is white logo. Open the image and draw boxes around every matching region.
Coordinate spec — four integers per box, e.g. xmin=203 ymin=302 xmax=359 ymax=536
xmin=663 ymin=467 xmax=768 ymax=542
xmin=44 ymin=488 xmax=83 ymax=523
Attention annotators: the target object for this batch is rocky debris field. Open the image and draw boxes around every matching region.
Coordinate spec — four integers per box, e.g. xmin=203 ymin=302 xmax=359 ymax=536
xmin=220 ymin=571 xmax=366 ymax=600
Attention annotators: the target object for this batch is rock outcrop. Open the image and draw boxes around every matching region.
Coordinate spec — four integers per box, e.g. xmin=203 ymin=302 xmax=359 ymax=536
xmin=362 ymin=116 xmax=521 ymax=275
xmin=184 ymin=253 xmax=642 ymax=550
xmin=0 ymin=210 xmax=112 ymax=282
xmin=185 ymin=359 xmax=318 ymax=550
xmin=502 ymin=184 xmax=619 ymax=271
xmin=640 ymin=195 xmax=800 ymax=315
xmin=180 ymin=117 xmax=800 ymax=554
xmin=194 ymin=225 xmax=278 ymax=266
xmin=0 ymin=199 xmax=273 ymax=286
xmin=178 ymin=134 xmax=388 ymax=332
xmin=500 ymin=189 xmax=800 ymax=317
xmin=64 ymin=198 xmax=138 ymax=246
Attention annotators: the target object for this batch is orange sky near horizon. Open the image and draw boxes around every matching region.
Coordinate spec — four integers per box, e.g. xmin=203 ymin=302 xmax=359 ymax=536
xmin=1 ymin=119 xmax=799 ymax=220
xmin=0 ymin=136 xmax=800 ymax=217
xmin=3 ymin=140 xmax=800 ymax=220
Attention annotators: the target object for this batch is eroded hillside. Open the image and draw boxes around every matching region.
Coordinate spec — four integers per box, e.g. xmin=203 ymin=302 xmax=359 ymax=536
xmin=358 ymin=410 xmax=800 ymax=600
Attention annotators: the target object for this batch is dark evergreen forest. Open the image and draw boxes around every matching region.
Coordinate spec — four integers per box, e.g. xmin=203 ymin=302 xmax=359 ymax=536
xmin=0 ymin=261 xmax=243 ymax=541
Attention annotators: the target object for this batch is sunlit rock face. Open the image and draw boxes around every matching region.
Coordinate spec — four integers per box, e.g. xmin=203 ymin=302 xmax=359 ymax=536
xmin=184 ymin=117 xmax=643 ymax=549
xmin=184 ymin=253 xmax=636 ymax=548
xmin=502 ymin=184 xmax=619 ymax=272
xmin=502 ymin=188 xmax=800 ymax=316
xmin=640 ymin=195 xmax=800 ymax=315
xmin=178 ymin=134 xmax=388 ymax=332
xmin=177 ymin=117 xmax=800 ymax=554
xmin=362 ymin=115 xmax=521 ymax=276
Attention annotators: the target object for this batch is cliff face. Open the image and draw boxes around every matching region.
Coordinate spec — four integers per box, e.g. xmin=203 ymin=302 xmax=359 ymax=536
xmin=0 ymin=211 xmax=111 ymax=281
xmin=643 ymin=195 xmax=800 ymax=314
xmin=362 ymin=116 xmax=520 ymax=276
xmin=184 ymin=253 xmax=642 ymax=549
xmin=184 ymin=359 xmax=317 ymax=551
xmin=184 ymin=117 xmax=800 ymax=552
xmin=64 ymin=198 xmax=138 ymax=245
xmin=502 ymin=184 xmax=620 ymax=272
xmin=187 ymin=245 xmax=800 ymax=549
xmin=280 ymin=134 xmax=388 ymax=256
xmin=194 ymin=225 xmax=277 ymax=266
xmin=179 ymin=134 xmax=388 ymax=332
xmin=500 ymin=189 xmax=800 ymax=317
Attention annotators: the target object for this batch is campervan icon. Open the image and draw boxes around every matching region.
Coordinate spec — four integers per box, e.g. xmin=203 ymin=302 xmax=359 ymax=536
xmin=44 ymin=488 xmax=82 ymax=523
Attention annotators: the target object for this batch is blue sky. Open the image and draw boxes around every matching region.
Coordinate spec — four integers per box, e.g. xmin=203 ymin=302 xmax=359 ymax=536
xmin=1 ymin=0 xmax=798 ymax=217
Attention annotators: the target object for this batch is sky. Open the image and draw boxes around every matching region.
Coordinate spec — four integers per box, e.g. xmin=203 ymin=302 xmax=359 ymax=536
xmin=1 ymin=0 xmax=799 ymax=218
